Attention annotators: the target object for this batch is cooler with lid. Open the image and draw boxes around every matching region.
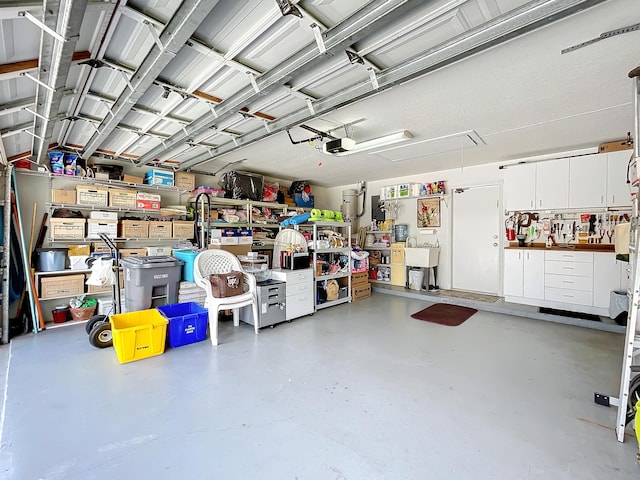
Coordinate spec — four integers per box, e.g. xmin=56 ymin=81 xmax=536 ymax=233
xmin=120 ymin=256 xmax=184 ymax=311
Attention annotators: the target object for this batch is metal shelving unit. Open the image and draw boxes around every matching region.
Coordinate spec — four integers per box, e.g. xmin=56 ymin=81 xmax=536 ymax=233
xmin=310 ymin=221 xmax=352 ymax=310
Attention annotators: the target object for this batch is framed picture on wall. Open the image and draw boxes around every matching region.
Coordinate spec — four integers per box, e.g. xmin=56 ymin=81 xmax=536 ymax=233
xmin=417 ymin=198 xmax=440 ymax=228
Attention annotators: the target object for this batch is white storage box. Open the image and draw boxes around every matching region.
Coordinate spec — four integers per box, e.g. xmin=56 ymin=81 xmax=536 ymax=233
xmin=69 ymin=255 xmax=90 ymax=270
xmin=87 ymin=219 xmax=118 ymax=239
xmin=98 ymin=294 xmax=127 ymax=316
xmin=89 ymin=211 xmax=118 ymax=221
xmin=148 ymin=246 xmax=173 ymax=256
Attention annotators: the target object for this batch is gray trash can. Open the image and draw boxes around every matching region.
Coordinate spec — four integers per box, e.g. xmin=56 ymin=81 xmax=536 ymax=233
xmin=609 ymin=290 xmax=628 ymax=326
xmin=120 ymin=256 xmax=184 ymax=311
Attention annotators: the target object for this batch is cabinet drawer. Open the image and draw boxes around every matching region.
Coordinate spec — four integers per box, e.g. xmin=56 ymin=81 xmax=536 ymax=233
xmin=545 ymin=251 xmax=593 ymax=263
xmin=545 ymin=287 xmax=593 ymax=305
xmin=271 ymin=268 xmax=313 ymax=284
xmin=285 ymin=292 xmax=314 ymax=320
xmin=288 ymin=281 xmax=313 ymax=296
xmin=544 ymin=274 xmax=592 ymax=291
xmin=545 ymin=261 xmax=593 ymax=277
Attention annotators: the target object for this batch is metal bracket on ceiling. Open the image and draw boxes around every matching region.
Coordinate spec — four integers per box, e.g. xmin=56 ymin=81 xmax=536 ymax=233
xmin=247 ymin=73 xmax=260 ymax=93
xmin=346 ymin=51 xmax=364 ymax=65
xmin=24 ymin=129 xmax=45 ymax=141
xmin=20 ymin=72 xmax=56 ymax=93
xmin=23 ymin=107 xmax=49 ymax=122
xmin=561 ymin=22 xmax=640 ymax=54
xmin=310 ymin=23 xmax=326 ymax=54
xmin=368 ymin=68 xmax=379 ymax=90
xmin=263 ymin=121 xmax=271 ymax=133
xmin=276 ymin=0 xmax=302 ymax=18
xmin=144 ymin=20 xmax=164 ymax=51
xmin=18 ymin=11 xmax=67 ymax=43
xmin=209 ymin=104 xmax=218 ymax=118
xmin=306 ymin=98 xmax=315 ymax=115
xmin=99 ymin=100 xmax=115 ymax=119
xmin=120 ymin=71 xmax=134 ymax=92
xmin=232 ymin=137 xmax=239 ymax=147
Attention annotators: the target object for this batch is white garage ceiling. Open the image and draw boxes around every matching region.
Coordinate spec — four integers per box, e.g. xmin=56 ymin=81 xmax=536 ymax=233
xmin=0 ymin=0 xmax=637 ymax=187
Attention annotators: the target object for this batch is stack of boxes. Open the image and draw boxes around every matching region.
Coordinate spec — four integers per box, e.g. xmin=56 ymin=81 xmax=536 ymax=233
xmin=351 ymin=271 xmax=371 ymax=301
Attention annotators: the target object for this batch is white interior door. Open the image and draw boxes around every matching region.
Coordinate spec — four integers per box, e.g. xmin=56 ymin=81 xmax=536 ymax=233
xmin=451 ymin=184 xmax=501 ymax=294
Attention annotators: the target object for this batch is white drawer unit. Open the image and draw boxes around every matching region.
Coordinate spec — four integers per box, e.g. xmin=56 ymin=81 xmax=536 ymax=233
xmin=544 ymin=287 xmax=593 ymax=305
xmin=544 ymin=260 xmax=593 ymax=277
xmin=544 ymin=250 xmax=593 ymax=263
xmin=271 ymin=268 xmax=314 ymax=321
xmin=544 ymin=274 xmax=592 ymax=291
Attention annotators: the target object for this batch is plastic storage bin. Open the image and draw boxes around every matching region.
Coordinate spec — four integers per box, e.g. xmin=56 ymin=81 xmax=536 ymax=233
xmin=172 ymin=250 xmax=199 ymax=282
xmin=37 ymin=248 xmax=67 ymax=271
xmin=157 ymin=302 xmax=208 ymax=348
xmin=120 ymin=256 xmax=183 ymax=311
xmin=110 ymin=309 xmax=168 ymax=364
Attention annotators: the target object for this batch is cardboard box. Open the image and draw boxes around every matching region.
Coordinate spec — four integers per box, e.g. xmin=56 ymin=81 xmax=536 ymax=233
xmin=351 ymin=282 xmax=371 ymax=301
xmin=172 ymin=220 xmax=194 ymax=239
xmin=89 ymin=211 xmax=118 ymax=221
xmin=144 ymin=169 xmax=174 ymax=186
xmin=207 ymin=244 xmax=251 ymax=256
xmin=51 ymin=189 xmax=76 ymax=204
xmin=87 ymin=219 xmax=118 ymax=239
xmin=599 ymin=138 xmax=634 ymax=153
xmin=149 ymin=221 xmax=173 ymax=238
xmin=109 ymin=188 xmax=137 ymax=208
xmin=92 ymin=242 xmax=111 ymax=254
xmin=123 ymin=174 xmax=143 ymax=184
xmin=174 ymin=171 xmax=195 ymax=190
xmin=120 ymin=220 xmax=149 ymax=239
xmin=351 ymin=271 xmax=369 ymax=286
xmin=67 ymin=244 xmax=90 ymax=256
xmin=136 ymin=192 xmax=161 ymax=210
xmin=50 ymin=218 xmax=86 ymax=240
xmin=210 ymin=236 xmax=239 ymax=245
xmin=148 ymin=246 xmax=173 ymax=256
xmin=237 ymin=236 xmax=253 ymax=245
xmin=40 ymin=274 xmax=85 ymax=299
xmin=76 ymin=185 xmax=108 ymax=206
xmin=120 ymin=248 xmax=147 ymax=257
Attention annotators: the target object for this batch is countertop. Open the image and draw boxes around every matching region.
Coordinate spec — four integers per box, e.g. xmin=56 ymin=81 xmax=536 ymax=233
xmin=504 ymin=242 xmax=614 ymax=252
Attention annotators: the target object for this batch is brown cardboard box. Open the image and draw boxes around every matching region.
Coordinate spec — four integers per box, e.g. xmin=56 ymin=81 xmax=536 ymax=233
xmin=76 ymin=185 xmax=108 ymax=206
xmin=351 ymin=271 xmax=369 ymax=286
xmin=207 ymin=244 xmax=251 ymax=256
xmin=174 ymin=171 xmax=195 ymax=190
xmin=68 ymin=244 xmax=90 ymax=256
xmin=50 ymin=218 xmax=86 ymax=240
xmin=149 ymin=221 xmax=173 ymax=238
xmin=51 ymin=189 xmax=76 ymax=204
xmin=120 ymin=248 xmax=147 ymax=257
xmin=108 ymin=188 xmax=137 ymax=208
xmin=599 ymin=138 xmax=634 ymax=153
xmin=123 ymin=174 xmax=143 ymax=184
xmin=172 ymin=220 xmax=194 ymax=239
xmin=92 ymin=242 xmax=111 ymax=254
xmin=40 ymin=274 xmax=85 ymax=299
xmin=120 ymin=220 xmax=149 ymax=239
xmin=351 ymin=283 xmax=371 ymax=301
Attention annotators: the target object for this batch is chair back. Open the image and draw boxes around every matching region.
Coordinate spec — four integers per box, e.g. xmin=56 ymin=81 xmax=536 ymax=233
xmin=194 ymin=250 xmax=243 ymax=281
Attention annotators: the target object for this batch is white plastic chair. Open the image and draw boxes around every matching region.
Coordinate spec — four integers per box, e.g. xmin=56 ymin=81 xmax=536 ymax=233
xmin=193 ymin=250 xmax=259 ymax=346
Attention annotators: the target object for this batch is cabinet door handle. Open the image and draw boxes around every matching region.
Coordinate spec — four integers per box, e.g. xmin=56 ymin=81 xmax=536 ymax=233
xmin=562 ymin=281 xmax=574 ymax=284
xmin=562 ymin=267 xmax=574 ymax=270
xmin=539 ymin=199 xmax=542 ymax=207
xmin=600 ymin=195 xmax=604 ymax=205
xmin=612 ymin=194 xmax=615 ymax=203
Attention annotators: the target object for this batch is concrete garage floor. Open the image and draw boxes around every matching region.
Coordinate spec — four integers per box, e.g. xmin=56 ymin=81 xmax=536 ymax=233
xmin=0 ymin=294 xmax=638 ymax=479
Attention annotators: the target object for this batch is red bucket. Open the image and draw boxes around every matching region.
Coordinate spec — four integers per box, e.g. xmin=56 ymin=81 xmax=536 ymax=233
xmin=52 ymin=308 xmax=69 ymax=324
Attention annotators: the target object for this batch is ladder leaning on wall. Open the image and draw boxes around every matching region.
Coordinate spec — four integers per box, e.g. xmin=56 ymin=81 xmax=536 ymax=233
xmin=594 ymin=65 xmax=640 ymax=444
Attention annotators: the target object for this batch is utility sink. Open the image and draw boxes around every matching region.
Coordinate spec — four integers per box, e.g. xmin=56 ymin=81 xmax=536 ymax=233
xmin=404 ymin=247 xmax=440 ymax=268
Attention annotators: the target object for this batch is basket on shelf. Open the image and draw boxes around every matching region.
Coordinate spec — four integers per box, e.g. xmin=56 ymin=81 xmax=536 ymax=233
xmin=69 ymin=306 xmax=96 ymax=321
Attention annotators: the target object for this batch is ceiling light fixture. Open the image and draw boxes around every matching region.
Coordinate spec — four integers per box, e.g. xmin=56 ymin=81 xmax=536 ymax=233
xmin=331 ymin=130 xmax=413 ymax=156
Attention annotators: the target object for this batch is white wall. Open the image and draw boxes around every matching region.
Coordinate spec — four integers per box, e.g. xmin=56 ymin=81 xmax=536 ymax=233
xmin=324 ymin=162 xmax=507 ymax=290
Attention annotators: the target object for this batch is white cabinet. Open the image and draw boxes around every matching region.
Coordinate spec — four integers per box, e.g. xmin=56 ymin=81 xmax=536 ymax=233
xmin=503 ymin=249 xmax=544 ymax=299
xmin=535 ymin=158 xmax=569 ymax=209
xmin=504 ymin=159 xmax=569 ymax=211
xmin=569 ymin=153 xmax=607 ymax=208
xmin=271 ymin=268 xmax=315 ymax=320
xmin=607 ymin=150 xmax=633 ymax=207
xmin=504 ymin=163 xmax=536 ymax=211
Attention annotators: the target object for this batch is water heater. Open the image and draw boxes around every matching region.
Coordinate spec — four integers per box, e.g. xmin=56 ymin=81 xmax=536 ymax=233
xmin=342 ymin=181 xmax=366 ymax=228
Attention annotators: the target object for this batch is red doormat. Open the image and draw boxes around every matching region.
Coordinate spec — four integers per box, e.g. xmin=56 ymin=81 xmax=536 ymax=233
xmin=411 ymin=303 xmax=477 ymax=326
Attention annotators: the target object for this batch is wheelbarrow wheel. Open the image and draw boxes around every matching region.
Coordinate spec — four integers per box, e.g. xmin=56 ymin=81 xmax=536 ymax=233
xmin=85 ymin=315 xmax=107 ymax=334
xmin=89 ymin=321 xmax=113 ymax=348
